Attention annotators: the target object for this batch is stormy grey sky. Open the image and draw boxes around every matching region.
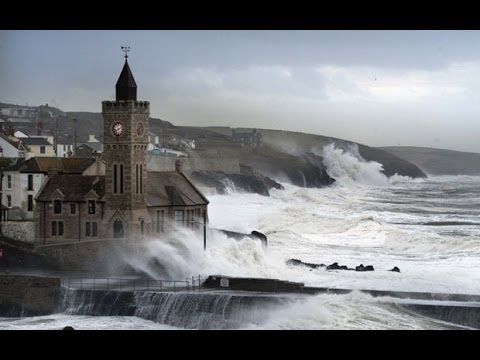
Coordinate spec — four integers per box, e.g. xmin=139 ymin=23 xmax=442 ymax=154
xmin=1 ymin=30 xmax=480 ymax=152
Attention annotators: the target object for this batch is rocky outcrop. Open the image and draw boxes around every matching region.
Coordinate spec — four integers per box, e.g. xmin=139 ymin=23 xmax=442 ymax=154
xmin=286 ymin=258 xmax=325 ymax=269
xmin=214 ymin=229 xmax=268 ymax=247
xmin=190 ymin=169 xmax=283 ymax=196
xmin=286 ymin=259 xmax=382 ymax=272
xmin=380 ymin=146 xmax=480 ymax=176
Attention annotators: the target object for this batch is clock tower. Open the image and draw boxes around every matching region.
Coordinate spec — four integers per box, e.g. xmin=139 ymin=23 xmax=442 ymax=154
xmin=101 ymin=49 xmax=151 ymax=240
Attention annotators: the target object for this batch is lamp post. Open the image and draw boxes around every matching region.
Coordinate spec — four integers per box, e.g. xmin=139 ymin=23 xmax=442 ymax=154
xmin=73 ymin=118 xmax=77 ymax=158
xmin=203 ymin=211 xmax=207 ymax=251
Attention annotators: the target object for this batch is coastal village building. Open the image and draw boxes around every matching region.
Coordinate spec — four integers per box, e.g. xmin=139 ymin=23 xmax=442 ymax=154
xmin=0 ymin=107 xmax=38 ymax=118
xmin=232 ymin=129 xmax=262 ymax=147
xmin=34 ymin=55 xmax=209 ymax=246
xmin=0 ymin=133 xmax=28 ymax=158
xmin=56 ymin=142 xmax=74 ymax=158
xmin=21 ymin=137 xmax=55 ymax=157
xmin=1 ymin=157 xmax=104 ymax=220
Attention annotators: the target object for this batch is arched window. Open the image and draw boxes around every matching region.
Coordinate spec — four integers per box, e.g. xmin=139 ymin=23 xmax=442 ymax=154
xmin=140 ymin=164 xmax=143 ymax=193
xmin=136 ymin=164 xmax=139 ymax=194
xmin=113 ymin=219 xmax=124 ymax=238
xmin=113 ymin=164 xmax=117 ymax=193
xmin=120 ymin=164 xmax=124 ymax=194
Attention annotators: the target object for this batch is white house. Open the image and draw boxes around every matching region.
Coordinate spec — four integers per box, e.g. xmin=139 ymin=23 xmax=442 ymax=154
xmin=148 ymin=131 xmax=160 ymax=151
xmin=56 ymin=143 xmax=74 ymax=157
xmin=0 ymin=107 xmax=38 ymax=118
xmin=0 ymin=133 xmax=28 ymax=158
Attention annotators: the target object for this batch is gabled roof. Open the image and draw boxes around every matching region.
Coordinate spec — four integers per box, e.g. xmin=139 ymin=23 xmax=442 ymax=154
xmin=78 ymin=142 xmax=103 ymax=152
xmin=0 ymin=133 xmax=28 ymax=151
xmin=36 ymin=175 xmax=105 ymax=202
xmin=2 ymin=157 xmax=97 ymax=174
xmin=15 ymin=127 xmax=50 ymax=138
xmin=147 ymin=171 xmax=209 ymax=207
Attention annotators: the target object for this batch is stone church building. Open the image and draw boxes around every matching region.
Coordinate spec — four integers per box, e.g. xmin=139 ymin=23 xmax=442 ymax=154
xmin=34 ymin=56 xmax=209 ymax=249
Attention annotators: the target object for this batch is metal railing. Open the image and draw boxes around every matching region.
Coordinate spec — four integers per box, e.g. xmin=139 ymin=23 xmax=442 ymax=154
xmin=62 ymin=275 xmax=203 ymax=293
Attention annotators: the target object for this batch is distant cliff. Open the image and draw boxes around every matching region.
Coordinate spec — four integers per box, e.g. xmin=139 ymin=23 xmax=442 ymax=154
xmin=222 ymin=128 xmax=427 ymax=179
xmin=380 ymin=146 xmax=480 ymax=176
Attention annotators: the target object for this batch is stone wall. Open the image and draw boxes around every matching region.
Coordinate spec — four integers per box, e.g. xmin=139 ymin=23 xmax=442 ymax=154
xmin=35 ymin=238 xmax=137 ymax=273
xmin=1 ymin=221 xmax=35 ymax=243
xmin=0 ymin=275 xmax=61 ymax=316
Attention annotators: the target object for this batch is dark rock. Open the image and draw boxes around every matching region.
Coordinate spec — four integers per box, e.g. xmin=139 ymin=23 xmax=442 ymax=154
xmin=215 ymin=229 xmax=268 ymax=248
xmin=62 ymin=326 xmax=75 ymax=330
xmin=364 ymin=265 xmax=374 ymax=271
xmin=355 ymin=264 xmax=365 ymax=271
xmin=250 ymin=231 xmax=268 ymax=247
xmin=286 ymin=258 xmax=324 ymax=269
xmin=389 ymin=266 xmax=400 ymax=273
xmin=326 ymin=262 xmax=340 ymax=270
xmin=326 ymin=262 xmax=353 ymax=270
xmin=191 ymin=170 xmax=280 ymax=196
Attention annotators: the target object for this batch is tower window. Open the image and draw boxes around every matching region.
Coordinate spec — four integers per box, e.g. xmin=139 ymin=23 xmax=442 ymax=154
xmin=140 ymin=164 xmax=143 ymax=193
xmin=136 ymin=164 xmax=139 ymax=194
xmin=113 ymin=164 xmax=117 ymax=193
xmin=120 ymin=164 xmax=124 ymax=194
xmin=70 ymin=203 xmax=76 ymax=214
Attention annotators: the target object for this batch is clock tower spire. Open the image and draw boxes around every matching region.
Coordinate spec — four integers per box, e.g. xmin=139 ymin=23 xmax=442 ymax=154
xmin=101 ymin=47 xmax=151 ymax=240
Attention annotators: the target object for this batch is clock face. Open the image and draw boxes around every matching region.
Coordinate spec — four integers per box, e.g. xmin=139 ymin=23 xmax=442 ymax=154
xmin=112 ymin=122 xmax=125 ymax=137
xmin=136 ymin=122 xmax=145 ymax=137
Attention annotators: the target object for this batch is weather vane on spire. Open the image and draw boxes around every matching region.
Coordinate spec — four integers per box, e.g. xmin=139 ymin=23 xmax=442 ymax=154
xmin=121 ymin=46 xmax=130 ymax=59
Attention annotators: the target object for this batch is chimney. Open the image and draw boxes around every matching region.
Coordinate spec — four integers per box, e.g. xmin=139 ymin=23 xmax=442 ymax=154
xmin=8 ymin=126 xmax=14 ymax=137
xmin=175 ymin=159 xmax=183 ymax=173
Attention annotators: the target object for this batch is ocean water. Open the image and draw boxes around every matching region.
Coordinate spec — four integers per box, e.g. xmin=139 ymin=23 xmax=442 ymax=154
xmin=2 ymin=145 xmax=479 ymax=329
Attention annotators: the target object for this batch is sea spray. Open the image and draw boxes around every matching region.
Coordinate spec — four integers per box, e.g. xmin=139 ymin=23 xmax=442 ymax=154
xmin=116 ymin=224 xmax=292 ymax=280
xmin=320 ymin=143 xmax=391 ymax=186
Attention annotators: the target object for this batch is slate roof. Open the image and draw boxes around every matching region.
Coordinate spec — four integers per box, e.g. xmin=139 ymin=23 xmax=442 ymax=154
xmin=2 ymin=157 xmax=96 ymax=174
xmin=36 ymin=175 xmax=105 ymax=202
xmin=147 ymin=171 xmax=209 ymax=207
xmin=77 ymin=142 xmax=103 ymax=152
xmin=20 ymin=137 xmax=52 ymax=146
xmin=116 ymin=60 xmax=137 ymax=101
xmin=35 ymin=171 xmax=208 ymax=207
